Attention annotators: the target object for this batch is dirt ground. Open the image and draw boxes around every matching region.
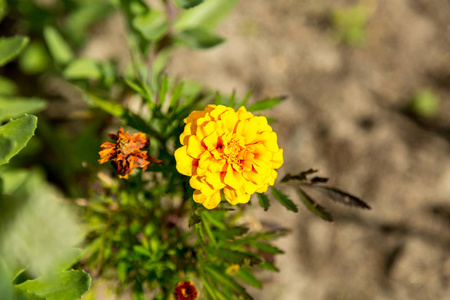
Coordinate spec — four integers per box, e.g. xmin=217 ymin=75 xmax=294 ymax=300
xmin=166 ymin=0 xmax=450 ymax=299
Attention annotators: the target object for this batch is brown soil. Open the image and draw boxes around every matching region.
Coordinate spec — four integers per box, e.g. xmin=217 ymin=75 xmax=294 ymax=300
xmin=167 ymin=0 xmax=450 ymax=299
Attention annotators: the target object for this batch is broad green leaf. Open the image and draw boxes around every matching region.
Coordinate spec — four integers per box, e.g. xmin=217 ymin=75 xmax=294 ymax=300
xmin=0 ymin=76 xmax=18 ymax=96
xmin=270 ymin=187 xmax=298 ymax=212
xmin=174 ymin=0 xmax=204 ymax=9
xmin=18 ymin=41 xmax=51 ymax=74
xmin=175 ymin=28 xmax=224 ymax=49
xmin=0 ymin=36 xmax=29 ymax=67
xmin=175 ymin=0 xmax=239 ymax=31
xmin=132 ymin=10 xmax=169 ymax=42
xmin=204 ymin=266 xmax=252 ymax=300
xmin=297 ymin=188 xmax=333 ymax=222
xmin=63 ymin=58 xmax=102 ymax=80
xmin=236 ymin=268 xmax=262 ymax=289
xmin=0 ymin=115 xmax=37 ymax=166
xmin=256 ymin=193 xmax=270 ymax=211
xmin=247 ymin=96 xmax=285 ymax=112
xmin=0 ymin=97 xmax=47 ymax=122
xmin=15 ymin=270 xmax=91 ymax=300
xmin=43 ymin=26 xmax=74 ymax=65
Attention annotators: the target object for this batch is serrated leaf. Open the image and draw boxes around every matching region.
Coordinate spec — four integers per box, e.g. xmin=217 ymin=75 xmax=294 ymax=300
xmin=15 ymin=270 xmax=91 ymax=300
xmin=270 ymin=187 xmax=298 ymax=212
xmin=0 ymin=115 xmax=37 ymax=166
xmin=281 ymin=169 xmax=320 ymax=182
xmin=0 ymin=97 xmax=47 ymax=122
xmin=257 ymin=193 xmax=270 ymax=211
xmin=0 ymin=36 xmax=29 ymax=67
xmin=310 ymin=185 xmax=370 ymax=209
xmin=189 ymin=213 xmax=202 ymax=227
xmin=174 ymin=0 xmax=204 ymax=9
xmin=132 ymin=10 xmax=169 ymax=42
xmin=247 ymin=96 xmax=285 ymax=112
xmin=63 ymin=58 xmax=102 ymax=80
xmin=175 ymin=28 xmax=224 ymax=49
xmin=204 ymin=266 xmax=252 ymax=300
xmin=236 ymin=268 xmax=262 ymax=289
xmin=175 ymin=0 xmax=238 ymax=31
xmin=297 ymin=188 xmax=333 ymax=222
xmin=43 ymin=26 xmax=74 ymax=65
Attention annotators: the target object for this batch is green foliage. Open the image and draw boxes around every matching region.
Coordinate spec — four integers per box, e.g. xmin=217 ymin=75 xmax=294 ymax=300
xmin=247 ymin=96 xmax=285 ymax=112
xmin=0 ymin=98 xmax=47 ymax=122
xmin=0 ymin=115 xmax=37 ymax=166
xmin=175 ymin=28 xmax=224 ymax=49
xmin=270 ymin=187 xmax=298 ymax=212
xmin=174 ymin=0 xmax=204 ymax=9
xmin=43 ymin=26 xmax=74 ymax=66
xmin=409 ymin=89 xmax=440 ymax=118
xmin=15 ymin=270 xmax=91 ymax=300
xmin=331 ymin=4 xmax=370 ymax=46
xmin=18 ymin=42 xmax=51 ymax=74
xmin=0 ymin=36 xmax=29 ymax=67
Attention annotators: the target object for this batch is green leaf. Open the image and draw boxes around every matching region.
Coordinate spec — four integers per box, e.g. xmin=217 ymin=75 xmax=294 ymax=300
xmin=247 ymin=96 xmax=285 ymax=112
xmin=0 ymin=115 xmax=37 ymax=166
xmin=189 ymin=213 xmax=202 ymax=228
xmin=0 ymin=0 xmax=6 ymax=23
xmin=63 ymin=58 xmax=102 ymax=80
xmin=236 ymin=268 xmax=262 ymax=289
xmin=158 ymin=76 xmax=168 ymax=107
xmin=174 ymin=0 xmax=204 ymax=9
xmin=256 ymin=193 xmax=270 ymax=211
xmin=258 ymin=261 xmax=279 ymax=272
xmin=175 ymin=28 xmax=224 ymax=49
xmin=0 ymin=97 xmax=47 ymax=122
xmin=270 ymin=187 xmax=298 ymax=212
xmin=132 ymin=10 xmax=169 ymax=42
xmin=18 ymin=41 xmax=51 ymax=74
xmin=83 ymin=93 xmax=124 ymax=117
xmin=43 ymin=26 xmax=74 ymax=65
xmin=309 ymin=185 xmax=370 ymax=209
xmin=250 ymin=241 xmax=283 ymax=254
xmin=0 ymin=36 xmax=29 ymax=67
xmin=0 ymin=76 xmax=18 ymax=96
xmin=15 ymin=270 xmax=91 ymax=300
xmin=204 ymin=266 xmax=252 ymax=300
xmin=214 ymin=249 xmax=260 ymax=266
xmin=297 ymin=188 xmax=333 ymax=222
xmin=175 ymin=0 xmax=239 ymax=31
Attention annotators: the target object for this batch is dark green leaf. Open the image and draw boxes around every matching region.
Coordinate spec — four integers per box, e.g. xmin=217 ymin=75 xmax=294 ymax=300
xmin=281 ymin=169 xmax=319 ymax=182
xmin=310 ymin=186 xmax=370 ymax=209
xmin=297 ymin=188 xmax=333 ymax=222
xmin=15 ymin=270 xmax=91 ymax=300
xmin=173 ymin=0 xmax=204 ymax=9
xmin=175 ymin=28 xmax=224 ymax=49
xmin=0 ymin=97 xmax=47 ymax=122
xmin=257 ymin=193 xmax=270 ymax=211
xmin=247 ymin=96 xmax=286 ymax=112
xmin=270 ymin=187 xmax=298 ymax=212
xmin=214 ymin=249 xmax=260 ymax=265
xmin=258 ymin=261 xmax=279 ymax=272
xmin=158 ymin=76 xmax=168 ymax=107
xmin=0 ymin=36 xmax=29 ymax=67
xmin=189 ymin=213 xmax=202 ymax=227
xmin=0 ymin=115 xmax=37 ymax=166
xmin=43 ymin=26 xmax=74 ymax=65
xmin=236 ymin=268 xmax=262 ymax=289
xmin=204 ymin=266 xmax=252 ymax=300
xmin=63 ymin=58 xmax=102 ymax=80
xmin=250 ymin=241 xmax=283 ymax=254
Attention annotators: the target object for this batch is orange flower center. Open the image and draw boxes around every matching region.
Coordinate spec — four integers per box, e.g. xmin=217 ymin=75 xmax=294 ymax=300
xmin=222 ymin=138 xmax=246 ymax=167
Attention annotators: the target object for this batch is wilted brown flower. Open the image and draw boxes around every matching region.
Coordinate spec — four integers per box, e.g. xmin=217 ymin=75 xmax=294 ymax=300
xmin=174 ymin=281 xmax=198 ymax=300
xmin=98 ymin=127 xmax=162 ymax=178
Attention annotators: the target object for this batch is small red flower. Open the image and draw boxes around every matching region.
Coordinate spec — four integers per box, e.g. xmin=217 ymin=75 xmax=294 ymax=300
xmin=174 ymin=281 xmax=198 ymax=300
xmin=98 ymin=127 xmax=162 ymax=178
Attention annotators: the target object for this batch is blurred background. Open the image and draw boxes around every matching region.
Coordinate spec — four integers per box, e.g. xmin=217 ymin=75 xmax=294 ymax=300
xmin=167 ymin=0 xmax=450 ymax=299
xmin=2 ymin=0 xmax=450 ymax=299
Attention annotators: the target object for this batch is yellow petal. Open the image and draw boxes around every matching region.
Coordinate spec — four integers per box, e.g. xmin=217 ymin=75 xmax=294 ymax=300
xmin=224 ymin=164 xmax=244 ymax=189
xmin=204 ymin=171 xmax=226 ymax=190
xmin=272 ymin=148 xmax=284 ymax=169
xmin=203 ymin=130 xmax=219 ymax=151
xmin=186 ymin=135 xmax=205 ymax=158
xmin=203 ymin=190 xmax=222 ymax=209
xmin=175 ymin=146 xmax=196 ymax=176
xmin=220 ymin=110 xmax=238 ymax=133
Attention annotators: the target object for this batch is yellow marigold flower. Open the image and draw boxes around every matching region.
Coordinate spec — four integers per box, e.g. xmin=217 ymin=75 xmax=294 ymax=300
xmin=174 ymin=281 xmax=198 ymax=300
xmin=175 ymin=105 xmax=283 ymax=209
xmin=99 ymin=127 xmax=162 ymax=178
